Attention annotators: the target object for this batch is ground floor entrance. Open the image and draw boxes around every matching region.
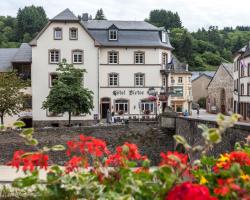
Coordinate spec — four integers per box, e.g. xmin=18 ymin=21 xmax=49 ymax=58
xmin=101 ymin=97 xmax=111 ymax=119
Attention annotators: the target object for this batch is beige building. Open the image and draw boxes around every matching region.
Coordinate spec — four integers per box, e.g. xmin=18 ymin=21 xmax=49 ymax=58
xmin=191 ymin=72 xmax=214 ymax=103
xmin=207 ymin=63 xmax=233 ymax=114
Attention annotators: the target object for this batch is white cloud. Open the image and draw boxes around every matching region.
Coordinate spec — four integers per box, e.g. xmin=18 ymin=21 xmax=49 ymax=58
xmin=0 ymin=0 xmax=250 ymax=31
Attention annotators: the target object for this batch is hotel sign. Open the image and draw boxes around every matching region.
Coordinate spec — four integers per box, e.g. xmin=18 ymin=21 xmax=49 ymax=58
xmin=112 ymin=90 xmax=144 ymax=96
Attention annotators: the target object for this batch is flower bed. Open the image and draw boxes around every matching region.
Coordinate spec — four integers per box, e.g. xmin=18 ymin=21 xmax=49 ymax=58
xmin=1 ymin=114 xmax=250 ymax=199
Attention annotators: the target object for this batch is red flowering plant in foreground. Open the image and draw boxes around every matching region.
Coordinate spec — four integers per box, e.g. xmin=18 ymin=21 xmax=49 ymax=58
xmin=65 ymin=135 xmax=110 ymax=173
xmin=10 ymin=150 xmax=49 ymax=172
xmin=5 ymin=114 xmax=250 ymax=200
xmin=105 ymin=142 xmax=147 ymax=167
xmin=166 ymin=182 xmax=217 ymax=200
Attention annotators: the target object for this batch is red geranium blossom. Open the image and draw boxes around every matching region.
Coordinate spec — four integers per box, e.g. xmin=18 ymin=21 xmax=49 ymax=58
xmin=66 ymin=135 xmax=110 ymax=158
xmin=214 ymin=178 xmax=242 ymax=197
xmin=106 ymin=142 xmax=146 ymax=167
xmin=10 ymin=150 xmax=49 ymax=172
xmin=65 ymin=156 xmax=84 ymax=173
xmin=166 ymin=182 xmax=217 ymax=200
xmin=213 ymin=151 xmax=250 ymax=173
xmin=159 ymin=151 xmax=188 ymax=168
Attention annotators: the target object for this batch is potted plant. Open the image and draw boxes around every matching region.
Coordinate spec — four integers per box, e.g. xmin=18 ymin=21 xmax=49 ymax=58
xmin=118 ymin=110 xmax=124 ymax=115
xmin=144 ymin=109 xmax=151 ymax=115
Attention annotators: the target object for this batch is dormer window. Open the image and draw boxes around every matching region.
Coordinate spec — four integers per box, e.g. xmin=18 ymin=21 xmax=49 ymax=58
xmin=161 ymin=31 xmax=166 ymax=43
xmin=54 ymin=28 xmax=62 ymax=40
xmin=109 ymin=30 xmax=118 ymax=40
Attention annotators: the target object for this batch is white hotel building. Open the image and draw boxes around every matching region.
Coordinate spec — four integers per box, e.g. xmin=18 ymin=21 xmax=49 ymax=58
xmin=30 ymin=9 xmax=192 ymax=127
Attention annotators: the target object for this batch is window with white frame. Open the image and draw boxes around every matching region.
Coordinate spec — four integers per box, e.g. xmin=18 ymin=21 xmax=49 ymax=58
xmin=134 ymin=73 xmax=145 ymax=87
xmin=49 ymin=50 xmax=60 ymax=63
xmin=49 ymin=73 xmax=58 ymax=87
xmin=162 ymin=31 xmax=167 ymax=43
xmin=47 ymin=109 xmax=63 ymax=117
xmin=54 ymin=28 xmax=62 ymax=40
xmin=115 ymin=99 xmax=129 ymax=114
xmin=72 ymin=50 xmax=83 ymax=63
xmin=134 ymin=52 xmax=145 ymax=64
xmin=108 ymin=73 xmax=119 ymax=86
xmin=140 ymin=101 xmax=154 ymax=113
xmin=109 ymin=29 xmax=118 ymax=40
xmin=108 ymin=51 xmax=118 ymax=64
xmin=69 ymin=28 xmax=78 ymax=40
xmin=178 ymin=77 xmax=183 ymax=84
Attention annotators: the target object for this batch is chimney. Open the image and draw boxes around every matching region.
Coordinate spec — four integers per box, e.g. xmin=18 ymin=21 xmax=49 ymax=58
xmin=82 ymin=13 xmax=89 ymax=21
xmin=186 ymin=64 xmax=189 ymax=71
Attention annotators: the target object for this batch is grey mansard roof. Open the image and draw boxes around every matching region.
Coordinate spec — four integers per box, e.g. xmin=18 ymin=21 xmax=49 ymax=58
xmin=31 ymin=9 xmax=173 ymax=49
xmin=0 ymin=43 xmax=32 ymax=72
xmin=82 ymin=20 xmax=160 ymax=30
xmin=81 ymin=20 xmax=172 ymax=48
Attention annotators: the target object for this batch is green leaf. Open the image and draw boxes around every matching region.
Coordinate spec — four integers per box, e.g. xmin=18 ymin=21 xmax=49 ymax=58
xmin=13 ymin=121 xmax=25 ymax=128
xmin=21 ymin=128 xmax=34 ymax=135
xmin=29 ymin=138 xmax=38 ymax=146
xmin=12 ymin=172 xmax=38 ymax=188
xmin=51 ymin=145 xmax=65 ymax=151
xmin=198 ymin=124 xmax=209 ymax=132
xmin=208 ymin=129 xmax=221 ymax=144
xmin=173 ymin=135 xmax=187 ymax=145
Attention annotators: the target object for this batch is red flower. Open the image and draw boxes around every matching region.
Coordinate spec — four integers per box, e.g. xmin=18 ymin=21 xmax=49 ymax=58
xmin=166 ymin=182 xmax=217 ymax=200
xmin=10 ymin=150 xmax=49 ymax=172
xmin=106 ymin=143 xmax=146 ymax=167
xmin=66 ymin=135 xmax=110 ymax=158
xmin=213 ymin=151 xmax=250 ymax=173
xmin=65 ymin=156 xmax=84 ymax=173
xmin=214 ymin=178 xmax=242 ymax=197
xmin=159 ymin=151 xmax=188 ymax=168
xmin=229 ymin=151 xmax=250 ymax=166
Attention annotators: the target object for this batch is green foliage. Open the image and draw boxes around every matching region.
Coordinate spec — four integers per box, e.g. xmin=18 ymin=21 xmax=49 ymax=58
xmin=16 ymin=5 xmax=48 ymax=42
xmin=0 ymin=72 xmax=28 ymax=125
xmin=146 ymin=9 xmax=182 ymax=30
xmin=0 ymin=5 xmax=47 ymax=47
xmin=94 ymin=8 xmax=106 ymax=20
xmin=146 ymin=10 xmax=250 ymax=71
xmin=42 ymin=59 xmax=94 ymax=125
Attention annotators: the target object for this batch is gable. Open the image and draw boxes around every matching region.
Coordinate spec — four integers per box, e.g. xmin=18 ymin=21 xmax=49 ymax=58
xmin=208 ymin=65 xmax=233 ymax=89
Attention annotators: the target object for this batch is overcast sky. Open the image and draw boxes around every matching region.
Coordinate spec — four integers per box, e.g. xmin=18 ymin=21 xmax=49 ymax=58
xmin=1 ymin=0 xmax=250 ymax=31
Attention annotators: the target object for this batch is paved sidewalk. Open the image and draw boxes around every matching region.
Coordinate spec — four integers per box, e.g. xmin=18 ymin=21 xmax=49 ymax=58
xmin=189 ymin=109 xmax=250 ymax=126
xmin=0 ymin=166 xmax=47 ymax=183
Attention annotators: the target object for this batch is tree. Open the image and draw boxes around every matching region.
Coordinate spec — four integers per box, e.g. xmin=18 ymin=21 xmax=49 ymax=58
xmin=94 ymin=8 xmax=106 ymax=20
xmin=146 ymin=9 xmax=182 ymax=30
xmin=0 ymin=72 xmax=28 ymax=125
xmin=42 ymin=60 xmax=94 ymax=126
xmin=16 ymin=5 xmax=48 ymax=41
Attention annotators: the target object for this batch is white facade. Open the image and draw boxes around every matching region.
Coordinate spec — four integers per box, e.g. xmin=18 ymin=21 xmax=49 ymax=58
xmin=32 ymin=22 xmax=99 ymax=122
xmin=233 ymin=50 xmax=250 ymax=121
xmin=31 ymin=9 xmax=192 ymax=125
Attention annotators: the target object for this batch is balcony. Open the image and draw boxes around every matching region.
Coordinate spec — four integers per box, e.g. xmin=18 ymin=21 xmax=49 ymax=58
xmin=160 ymin=64 xmax=174 ymax=74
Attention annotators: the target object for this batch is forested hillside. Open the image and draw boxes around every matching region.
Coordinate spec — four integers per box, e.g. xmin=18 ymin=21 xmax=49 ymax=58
xmin=1 ymin=7 xmax=250 ymax=71
xmin=146 ymin=9 xmax=250 ymax=71
xmin=0 ymin=5 xmax=47 ymax=48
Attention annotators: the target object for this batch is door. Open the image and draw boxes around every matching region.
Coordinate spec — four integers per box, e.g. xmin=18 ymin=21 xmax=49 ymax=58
xmin=101 ymin=98 xmax=111 ymax=119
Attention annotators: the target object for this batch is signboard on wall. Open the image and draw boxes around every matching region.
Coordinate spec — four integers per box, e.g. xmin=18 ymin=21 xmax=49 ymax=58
xmin=112 ymin=90 xmax=145 ymax=96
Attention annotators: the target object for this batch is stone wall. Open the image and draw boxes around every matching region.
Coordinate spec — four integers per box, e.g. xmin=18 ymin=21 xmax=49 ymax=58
xmin=0 ymin=122 xmax=174 ymax=166
xmin=174 ymin=117 xmax=249 ymax=157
